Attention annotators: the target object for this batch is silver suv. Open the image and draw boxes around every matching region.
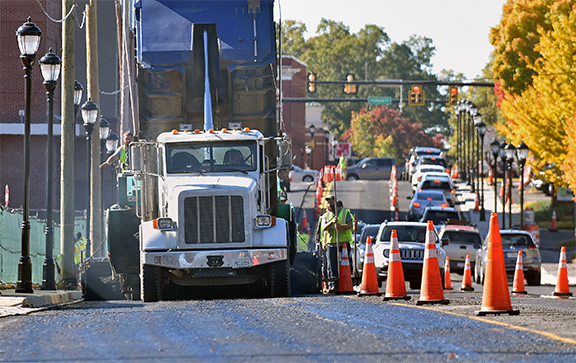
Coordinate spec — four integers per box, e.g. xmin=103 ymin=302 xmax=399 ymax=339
xmin=373 ymin=221 xmax=449 ymax=289
xmin=474 ymin=230 xmax=541 ymax=286
xmin=346 ymin=157 xmax=395 ymax=180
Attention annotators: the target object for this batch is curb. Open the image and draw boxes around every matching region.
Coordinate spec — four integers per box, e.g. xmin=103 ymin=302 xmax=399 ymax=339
xmin=0 ymin=290 xmax=83 ymax=308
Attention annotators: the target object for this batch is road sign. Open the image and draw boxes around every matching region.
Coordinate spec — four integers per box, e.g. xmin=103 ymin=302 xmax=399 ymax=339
xmin=335 ymin=142 xmax=351 ymax=158
xmin=368 ymin=96 xmax=392 ymax=105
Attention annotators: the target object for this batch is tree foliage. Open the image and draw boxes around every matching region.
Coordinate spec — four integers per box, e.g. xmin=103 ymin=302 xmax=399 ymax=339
xmin=342 ymin=106 xmax=442 ymax=162
xmin=495 ymin=1 xmax=576 ymax=192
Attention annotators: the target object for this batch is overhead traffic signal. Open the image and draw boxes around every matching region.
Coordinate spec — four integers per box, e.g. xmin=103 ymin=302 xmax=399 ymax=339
xmin=307 ymin=72 xmax=317 ymax=93
xmin=408 ymin=85 xmax=425 ymax=106
xmin=448 ymin=86 xmax=458 ymax=105
xmin=343 ymin=74 xmax=357 ymax=94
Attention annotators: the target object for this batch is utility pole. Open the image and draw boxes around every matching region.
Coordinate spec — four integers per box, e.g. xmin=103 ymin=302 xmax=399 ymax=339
xmin=60 ymin=0 xmax=77 ymax=286
xmin=86 ymin=0 xmax=102 ymax=258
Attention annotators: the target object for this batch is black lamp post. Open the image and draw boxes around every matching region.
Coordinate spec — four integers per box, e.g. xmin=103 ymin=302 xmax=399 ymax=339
xmin=324 ymin=129 xmax=330 ymax=166
xmin=16 ymin=18 xmax=42 ymax=293
xmin=305 ymin=144 xmax=311 ymax=169
xmin=468 ymin=103 xmax=478 ymax=193
xmin=454 ymin=102 xmax=462 ymax=179
xmin=39 ymin=48 xmax=61 ymax=290
xmin=81 ymin=99 xmax=99 ymax=260
xmin=499 ymin=142 xmax=507 ymax=229
xmin=309 ymin=124 xmax=316 ymax=170
xmin=476 ymin=120 xmax=486 ymax=221
xmin=505 ymin=143 xmax=516 ymax=229
xmin=517 ymin=141 xmax=529 ymax=229
xmin=106 ymin=131 xmax=120 ymax=206
xmin=74 ymin=80 xmax=83 ymax=116
xmin=491 ymin=140 xmax=500 ymax=216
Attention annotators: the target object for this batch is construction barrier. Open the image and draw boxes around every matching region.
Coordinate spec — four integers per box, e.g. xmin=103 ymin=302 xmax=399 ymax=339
xmin=383 ymin=230 xmax=410 ymax=301
xmin=444 ymin=256 xmax=453 ymax=291
xmin=511 ymin=251 xmax=527 ymax=295
xmin=358 ymin=237 xmax=380 ymax=296
xmin=416 ymin=221 xmax=449 ymax=305
xmin=549 ymin=209 xmax=558 ymax=232
xmin=460 ymin=254 xmax=474 ymax=292
xmin=552 ymin=246 xmax=572 ymax=298
xmin=337 ymin=243 xmax=354 ymax=294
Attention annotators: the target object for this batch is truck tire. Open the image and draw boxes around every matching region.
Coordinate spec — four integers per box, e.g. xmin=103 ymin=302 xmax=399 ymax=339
xmin=271 ymin=260 xmax=291 ymax=297
xmin=141 ymin=264 xmax=159 ymax=302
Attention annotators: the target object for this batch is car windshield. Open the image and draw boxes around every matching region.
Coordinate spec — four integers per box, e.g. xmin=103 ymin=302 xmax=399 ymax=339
xmin=444 ymin=231 xmax=481 ymax=245
xmin=166 ymin=142 xmax=257 ymax=173
xmin=500 ymin=234 xmax=534 ymax=247
xmin=421 ymin=180 xmax=452 ymax=191
xmin=379 ymin=226 xmax=429 ymax=243
xmin=420 ymin=158 xmax=447 ymax=168
xmin=361 ymin=226 xmax=380 ymax=244
xmin=423 ymin=211 xmax=460 ymax=224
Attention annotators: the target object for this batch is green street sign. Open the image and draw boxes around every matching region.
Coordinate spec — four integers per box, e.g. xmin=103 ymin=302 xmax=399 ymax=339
xmin=368 ymin=96 xmax=392 ymax=105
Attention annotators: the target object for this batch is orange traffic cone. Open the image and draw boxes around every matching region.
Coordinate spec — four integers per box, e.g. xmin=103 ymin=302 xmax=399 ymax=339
xmin=383 ymin=230 xmax=410 ymax=301
xmin=444 ymin=256 xmax=453 ymax=291
xmin=301 ymin=208 xmax=308 ymax=230
xmin=358 ymin=237 xmax=381 ymax=296
xmin=552 ymin=246 xmax=572 ymax=298
xmin=394 ymin=207 xmax=399 ymax=221
xmin=474 ymin=192 xmax=480 ymax=212
xmin=337 ymin=243 xmax=354 ymax=294
xmin=549 ymin=210 xmax=558 ymax=232
xmin=391 ymin=194 xmax=398 ymax=208
xmin=477 ymin=213 xmax=519 ymax=316
xmin=417 ymin=221 xmax=449 ymax=305
xmin=455 ymin=165 xmax=459 ymax=179
xmin=488 ymin=169 xmax=494 ymax=185
xmin=460 ymin=254 xmax=474 ymax=292
xmin=511 ymin=251 xmax=527 ymax=295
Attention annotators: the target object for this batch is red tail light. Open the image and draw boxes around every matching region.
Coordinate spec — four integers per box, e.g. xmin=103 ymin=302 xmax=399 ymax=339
xmin=413 ymin=202 xmax=421 ymax=208
xmin=440 ymin=204 xmax=448 ymax=207
xmin=527 ymin=245 xmax=537 ymax=249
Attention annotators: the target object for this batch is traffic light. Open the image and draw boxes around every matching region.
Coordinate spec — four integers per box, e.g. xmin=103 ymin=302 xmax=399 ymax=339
xmin=409 ymin=85 xmax=425 ymax=106
xmin=343 ymin=74 xmax=357 ymax=94
xmin=448 ymin=86 xmax=458 ymax=105
xmin=307 ymin=72 xmax=317 ymax=93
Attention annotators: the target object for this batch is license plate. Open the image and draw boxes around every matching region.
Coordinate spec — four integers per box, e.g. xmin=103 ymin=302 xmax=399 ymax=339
xmin=232 ymin=259 xmax=251 ymax=268
xmin=507 ymin=252 xmax=520 ymax=259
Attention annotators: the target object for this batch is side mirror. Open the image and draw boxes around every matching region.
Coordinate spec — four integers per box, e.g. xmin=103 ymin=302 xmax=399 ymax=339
xmin=130 ymin=144 xmax=142 ymax=171
xmin=441 ymin=237 xmax=450 ymax=246
xmin=278 ymin=137 xmax=292 ymax=169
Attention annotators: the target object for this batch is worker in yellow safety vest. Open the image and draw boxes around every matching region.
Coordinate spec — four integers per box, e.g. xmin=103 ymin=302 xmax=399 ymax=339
xmin=74 ymin=232 xmax=87 ymax=265
xmin=100 ymin=131 xmax=134 ymax=172
xmin=321 ymin=195 xmax=354 ymax=292
xmin=338 ymin=155 xmax=348 ymax=180
xmin=296 ymin=224 xmax=310 ymax=251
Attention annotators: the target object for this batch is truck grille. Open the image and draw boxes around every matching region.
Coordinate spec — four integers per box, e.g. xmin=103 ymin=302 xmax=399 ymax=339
xmin=384 ymin=248 xmax=424 ymax=260
xmin=183 ymin=196 xmax=245 ymax=244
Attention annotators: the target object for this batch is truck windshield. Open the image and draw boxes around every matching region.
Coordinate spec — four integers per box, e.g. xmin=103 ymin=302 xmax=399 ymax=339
xmin=166 ymin=142 xmax=257 ymax=174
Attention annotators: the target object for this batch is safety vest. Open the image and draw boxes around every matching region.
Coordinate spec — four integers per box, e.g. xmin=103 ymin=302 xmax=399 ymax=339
xmin=321 ymin=209 xmax=354 ymax=246
xmin=74 ymin=237 xmax=87 ymax=264
xmin=120 ymin=146 xmax=129 ymax=171
xmin=339 ymin=156 xmax=348 ymax=169
xmin=297 ymin=233 xmax=310 ymax=251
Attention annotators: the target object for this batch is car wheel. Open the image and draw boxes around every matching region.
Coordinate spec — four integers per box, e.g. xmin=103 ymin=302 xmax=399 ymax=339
xmin=346 ymin=174 xmax=359 ymax=181
xmin=302 ymin=175 xmax=314 ymax=182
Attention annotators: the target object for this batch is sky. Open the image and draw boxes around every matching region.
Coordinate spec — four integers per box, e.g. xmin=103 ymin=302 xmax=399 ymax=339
xmin=275 ymin=0 xmax=507 ymax=81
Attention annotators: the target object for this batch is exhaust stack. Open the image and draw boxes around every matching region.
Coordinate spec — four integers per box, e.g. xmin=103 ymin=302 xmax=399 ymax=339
xmin=203 ymin=30 xmax=214 ymax=132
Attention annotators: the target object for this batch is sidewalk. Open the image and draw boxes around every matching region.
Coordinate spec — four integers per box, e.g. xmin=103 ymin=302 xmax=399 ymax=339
xmin=0 ymin=288 xmax=82 ymax=318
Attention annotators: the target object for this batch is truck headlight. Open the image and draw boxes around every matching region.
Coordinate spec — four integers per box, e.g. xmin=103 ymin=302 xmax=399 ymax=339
xmin=255 ymin=215 xmax=275 ymax=228
xmin=153 ymin=218 xmax=174 ymax=231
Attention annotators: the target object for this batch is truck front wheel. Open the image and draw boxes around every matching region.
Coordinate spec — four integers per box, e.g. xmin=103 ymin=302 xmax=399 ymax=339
xmin=141 ymin=264 xmax=160 ymax=302
xmin=270 ymin=260 xmax=291 ymax=297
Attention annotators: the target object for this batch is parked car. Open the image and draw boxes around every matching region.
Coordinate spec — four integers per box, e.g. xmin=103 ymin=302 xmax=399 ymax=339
xmin=354 ymin=224 xmax=381 ymax=274
xmin=438 ymin=224 xmax=482 ymax=274
xmin=474 ymin=230 xmax=541 ymax=286
xmin=372 ymin=221 xmax=449 ymax=289
xmin=417 ymin=175 xmax=457 ymax=206
xmin=346 ymin=157 xmax=396 ymax=181
xmin=406 ymin=146 xmax=442 ymax=179
xmin=290 ymin=165 xmax=320 ymax=183
xmin=419 ymin=206 xmax=462 ymax=228
xmin=407 ymin=190 xmax=450 ymax=221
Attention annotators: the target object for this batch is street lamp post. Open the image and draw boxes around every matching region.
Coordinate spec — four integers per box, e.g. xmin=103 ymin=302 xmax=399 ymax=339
xmin=81 ymin=99 xmax=99 ymax=260
xmin=476 ymin=120 xmax=486 ymax=221
xmin=106 ymin=132 xmax=120 ymax=206
xmin=505 ymin=143 xmax=516 ymax=229
xmin=74 ymin=80 xmax=83 ymax=116
xmin=517 ymin=141 xmax=529 ymax=229
xmin=305 ymin=145 xmax=311 ymax=169
xmin=99 ymin=118 xmax=110 ymax=213
xmin=309 ymin=124 xmax=316 ymax=170
xmin=15 ymin=18 xmax=42 ymax=293
xmin=324 ymin=129 xmax=330 ymax=166
xmin=499 ymin=142 xmax=508 ymax=229
xmin=468 ymin=103 xmax=478 ymax=193
xmin=39 ymin=48 xmax=61 ymax=290
xmin=491 ymin=140 xmax=500 ymax=216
